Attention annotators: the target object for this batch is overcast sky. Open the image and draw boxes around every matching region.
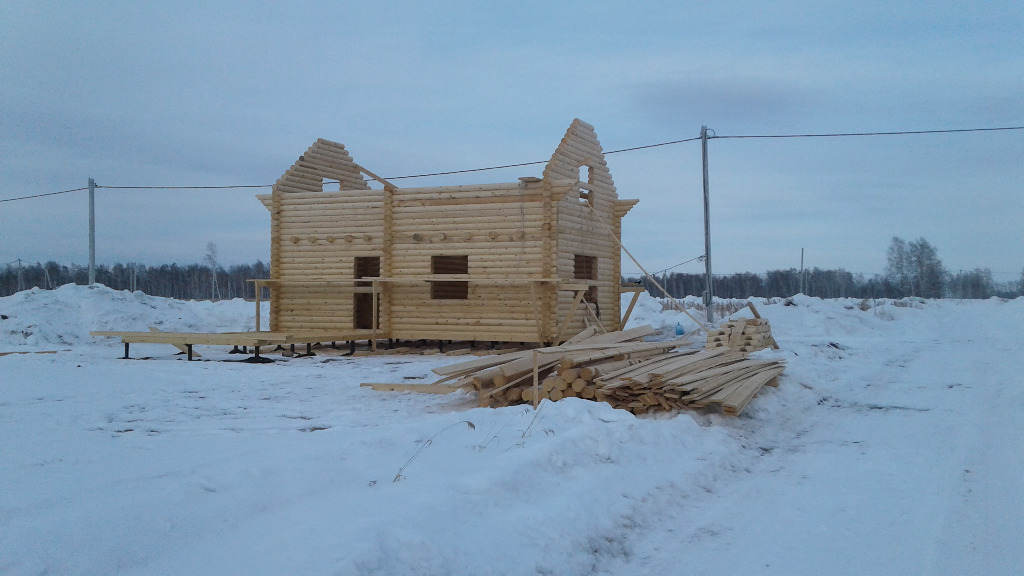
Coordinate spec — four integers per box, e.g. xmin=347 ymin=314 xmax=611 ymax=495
xmin=2 ymin=1 xmax=1021 ymax=282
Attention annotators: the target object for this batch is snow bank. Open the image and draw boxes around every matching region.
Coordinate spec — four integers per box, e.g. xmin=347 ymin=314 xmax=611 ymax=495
xmin=0 ymin=284 xmax=261 ymax=348
xmin=2 ymin=286 xmax=1023 ymax=575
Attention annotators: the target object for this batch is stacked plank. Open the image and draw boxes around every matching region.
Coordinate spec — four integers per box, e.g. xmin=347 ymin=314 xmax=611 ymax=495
xmin=429 ymin=325 xmax=785 ymax=416
xmin=592 ymin=348 xmax=784 ymax=416
xmin=706 ymin=317 xmax=778 ymax=353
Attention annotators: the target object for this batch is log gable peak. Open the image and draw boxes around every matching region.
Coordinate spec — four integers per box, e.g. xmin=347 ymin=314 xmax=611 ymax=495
xmin=274 ymin=138 xmax=371 ymax=193
xmin=542 ymin=118 xmax=617 ymax=203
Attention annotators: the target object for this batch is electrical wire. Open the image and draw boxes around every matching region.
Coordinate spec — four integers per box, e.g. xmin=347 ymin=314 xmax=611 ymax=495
xmin=622 ymin=254 xmax=705 ymax=277
xmin=0 ymin=187 xmax=88 ymax=203
xmin=2 ymin=124 xmax=1020 ymax=202
xmin=98 ymin=184 xmax=272 ymax=190
xmin=714 ymin=126 xmax=1024 ymax=139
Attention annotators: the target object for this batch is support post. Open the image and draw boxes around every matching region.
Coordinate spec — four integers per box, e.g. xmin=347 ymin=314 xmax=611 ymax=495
xmin=800 ymin=248 xmax=805 ymax=295
xmin=532 ymin=349 xmax=540 ymax=409
xmin=88 ymin=177 xmax=96 ymax=286
xmin=701 ymin=127 xmax=713 ymax=324
xmin=254 ymin=280 xmax=262 ymax=331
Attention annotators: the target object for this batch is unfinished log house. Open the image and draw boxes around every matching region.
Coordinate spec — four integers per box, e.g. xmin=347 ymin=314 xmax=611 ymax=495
xmin=256 ymin=119 xmax=639 ymax=345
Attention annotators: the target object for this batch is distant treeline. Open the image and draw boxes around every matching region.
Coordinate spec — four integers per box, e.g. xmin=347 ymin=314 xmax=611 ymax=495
xmin=625 ymin=266 xmax=1021 ymax=301
xmin=2 ymin=260 xmax=1019 ymax=301
xmin=625 ymin=237 xmax=1022 ymax=301
xmin=2 ymin=236 xmax=1020 ymax=300
xmin=0 ymin=261 xmax=270 ymax=300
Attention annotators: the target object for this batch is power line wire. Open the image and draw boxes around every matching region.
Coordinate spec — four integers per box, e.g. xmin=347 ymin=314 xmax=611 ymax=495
xmin=714 ymin=126 xmax=1024 ymax=139
xmin=0 ymin=187 xmax=88 ymax=203
xmin=622 ymin=254 xmax=706 ymax=277
xmin=383 ymin=136 xmax=704 ymax=180
xmin=2 ymin=124 xmax=1021 ymax=202
xmin=98 ymin=184 xmax=272 ymax=190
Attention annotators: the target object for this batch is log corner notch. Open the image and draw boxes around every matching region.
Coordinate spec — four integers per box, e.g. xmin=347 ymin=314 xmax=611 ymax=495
xmin=254 ymin=119 xmax=640 ymax=346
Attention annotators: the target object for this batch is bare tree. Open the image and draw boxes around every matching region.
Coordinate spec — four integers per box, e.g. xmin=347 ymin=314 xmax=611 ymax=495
xmin=885 ymin=237 xmax=912 ymax=296
xmin=204 ymin=242 xmax=220 ymax=300
xmin=908 ymin=237 xmax=945 ymax=298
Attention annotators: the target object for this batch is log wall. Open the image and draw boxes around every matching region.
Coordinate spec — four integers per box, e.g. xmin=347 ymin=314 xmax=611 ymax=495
xmin=263 ymin=121 xmax=638 ymax=343
xmin=388 ymin=185 xmax=551 ymax=343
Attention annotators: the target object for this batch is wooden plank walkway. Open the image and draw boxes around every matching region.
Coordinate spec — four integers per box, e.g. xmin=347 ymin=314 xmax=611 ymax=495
xmin=90 ymin=330 xmax=378 ymax=361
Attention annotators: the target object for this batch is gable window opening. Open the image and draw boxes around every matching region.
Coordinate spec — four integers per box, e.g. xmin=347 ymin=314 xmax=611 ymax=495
xmin=431 ymin=255 xmax=469 ymax=300
xmin=574 ymin=254 xmax=599 ymax=318
xmin=322 ymin=178 xmax=342 ymax=192
xmin=578 ymin=165 xmax=593 ymax=206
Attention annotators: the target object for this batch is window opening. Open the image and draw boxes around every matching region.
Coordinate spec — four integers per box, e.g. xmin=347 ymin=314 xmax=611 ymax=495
xmin=574 ymin=254 xmax=599 ymax=317
xmin=578 ymin=165 xmax=593 ymax=206
xmin=354 ymin=256 xmax=381 ymax=329
xmin=322 ymin=178 xmax=341 ymax=192
xmin=431 ymin=255 xmax=469 ymax=300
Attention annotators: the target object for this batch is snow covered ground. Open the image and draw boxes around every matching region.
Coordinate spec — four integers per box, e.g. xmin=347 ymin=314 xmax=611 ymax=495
xmin=1 ymin=285 xmax=1022 ymax=575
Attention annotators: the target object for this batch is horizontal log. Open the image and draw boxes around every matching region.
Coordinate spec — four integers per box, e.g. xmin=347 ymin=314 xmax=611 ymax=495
xmin=274 ymin=233 xmax=381 ymax=243
xmin=273 ymin=228 xmax=387 ymax=239
xmin=301 ymin=152 xmax=361 ymax=175
xmin=291 ymin=160 xmax=355 ymax=181
xmin=274 ymin=209 xmax=385 ymax=219
xmin=391 ymin=209 xmax=547 ymax=221
xmin=390 ymin=182 xmax=536 ymax=196
xmin=274 ymin=182 xmax=323 ymax=195
xmin=301 ymin=150 xmax=366 ymax=175
xmin=557 ymin=137 xmax=607 ymax=163
xmin=390 ymin=317 xmax=540 ymax=327
xmin=387 ymin=244 xmax=548 ymax=254
xmin=279 ymin=171 xmax=323 ymax=188
xmin=391 ymin=223 xmax=545 ymax=235
xmin=269 ymin=189 xmax=385 ymax=202
xmin=300 ymin=151 xmax=365 ymax=176
xmin=393 ymin=194 xmax=548 ymax=208
xmin=390 ymin=329 xmax=541 ymax=342
xmin=272 ymin=198 xmax=385 ymax=209
xmin=311 ymin=139 xmax=354 ymax=156
xmin=275 ymin=218 xmax=382 ymax=228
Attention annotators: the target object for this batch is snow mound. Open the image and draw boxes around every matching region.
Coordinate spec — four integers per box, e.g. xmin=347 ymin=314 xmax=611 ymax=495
xmin=0 ymin=284 xmax=259 ymax=348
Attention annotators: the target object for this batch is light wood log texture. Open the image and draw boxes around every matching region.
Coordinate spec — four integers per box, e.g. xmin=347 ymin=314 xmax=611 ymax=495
xmin=299 ymin=153 xmax=366 ymax=178
xmin=564 ymin=326 xmax=599 ymax=344
xmin=560 ymin=339 xmax=688 ymax=369
xmin=255 ymin=121 xmax=640 ymax=345
xmin=269 ymin=192 xmax=384 ymax=203
xmin=594 ymin=352 xmax=698 ymax=387
xmin=721 ymin=367 xmax=786 ymax=414
xmin=685 ymin=365 xmax=778 ymax=406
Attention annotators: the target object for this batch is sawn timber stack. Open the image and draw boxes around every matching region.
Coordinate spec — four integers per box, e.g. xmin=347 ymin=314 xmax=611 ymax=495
xmin=430 ymin=324 xmax=786 ymax=416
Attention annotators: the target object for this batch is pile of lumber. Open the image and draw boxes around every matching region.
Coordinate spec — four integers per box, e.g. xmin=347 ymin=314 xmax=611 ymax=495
xmin=592 ymin=348 xmax=784 ymax=415
xmin=706 ymin=303 xmax=780 ymax=353
xmin=428 ymin=324 xmax=785 ymax=416
xmin=705 ymin=317 xmax=778 ymax=353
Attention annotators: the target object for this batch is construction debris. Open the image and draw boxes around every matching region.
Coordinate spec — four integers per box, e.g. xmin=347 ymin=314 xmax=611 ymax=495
xmin=424 ymin=323 xmax=785 ymax=416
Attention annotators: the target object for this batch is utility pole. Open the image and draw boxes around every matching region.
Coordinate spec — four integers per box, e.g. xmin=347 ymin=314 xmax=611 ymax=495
xmin=701 ymin=126 xmax=714 ymax=323
xmin=800 ymin=248 xmax=805 ymax=295
xmin=16 ymin=258 xmax=25 ymax=292
xmin=88 ymin=177 xmax=96 ymax=286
